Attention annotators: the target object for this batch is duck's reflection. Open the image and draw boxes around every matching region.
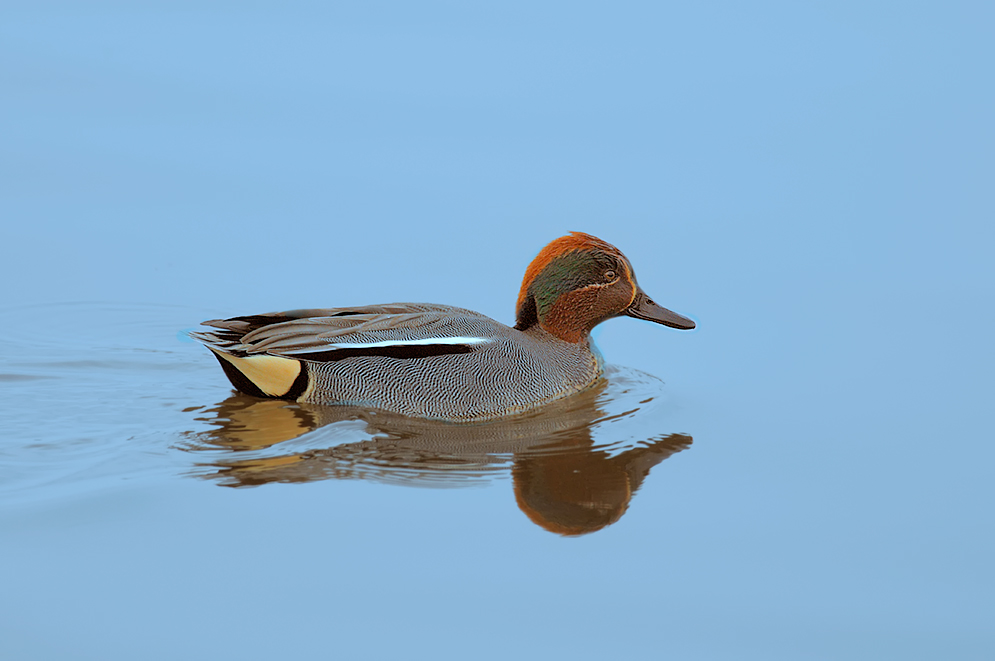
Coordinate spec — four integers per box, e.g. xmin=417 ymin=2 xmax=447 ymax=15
xmin=186 ymin=368 xmax=691 ymax=536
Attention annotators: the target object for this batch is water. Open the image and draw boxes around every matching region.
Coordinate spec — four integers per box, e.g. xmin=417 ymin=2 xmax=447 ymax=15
xmin=2 ymin=3 xmax=994 ymax=660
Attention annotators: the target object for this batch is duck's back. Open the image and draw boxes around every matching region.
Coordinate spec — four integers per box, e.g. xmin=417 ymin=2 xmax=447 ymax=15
xmin=192 ymin=303 xmax=603 ymax=421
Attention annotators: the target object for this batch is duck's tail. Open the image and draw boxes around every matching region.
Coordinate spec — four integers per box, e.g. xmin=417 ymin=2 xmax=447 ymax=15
xmin=190 ymin=325 xmax=309 ymax=400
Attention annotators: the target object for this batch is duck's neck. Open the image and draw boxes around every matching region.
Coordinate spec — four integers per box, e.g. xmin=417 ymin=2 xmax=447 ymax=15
xmin=516 ymin=303 xmax=590 ymax=343
xmin=539 ymin=319 xmax=588 ymax=344
xmin=541 ymin=286 xmax=604 ymax=343
xmin=521 ymin=319 xmax=591 ymax=346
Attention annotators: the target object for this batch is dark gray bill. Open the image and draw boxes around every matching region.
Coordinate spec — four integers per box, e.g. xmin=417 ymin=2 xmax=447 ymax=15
xmin=626 ymin=289 xmax=696 ymax=330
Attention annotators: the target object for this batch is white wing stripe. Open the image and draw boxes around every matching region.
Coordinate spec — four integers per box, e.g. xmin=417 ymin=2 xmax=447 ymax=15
xmin=325 ymin=336 xmax=492 ymax=350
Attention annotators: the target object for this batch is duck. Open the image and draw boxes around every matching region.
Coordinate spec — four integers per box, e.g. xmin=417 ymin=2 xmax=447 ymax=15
xmin=191 ymin=231 xmax=695 ymax=422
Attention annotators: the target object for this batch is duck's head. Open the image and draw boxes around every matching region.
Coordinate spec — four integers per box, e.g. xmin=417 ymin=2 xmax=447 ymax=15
xmin=515 ymin=232 xmax=695 ymax=343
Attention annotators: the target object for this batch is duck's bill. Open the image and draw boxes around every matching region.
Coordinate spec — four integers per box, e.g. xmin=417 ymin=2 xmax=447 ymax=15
xmin=626 ymin=290 xmax=696 ymax=330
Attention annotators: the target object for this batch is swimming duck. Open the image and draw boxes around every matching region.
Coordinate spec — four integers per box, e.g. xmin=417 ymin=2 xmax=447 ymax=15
xmin=191 ymin=232 xmax=695 ymax=421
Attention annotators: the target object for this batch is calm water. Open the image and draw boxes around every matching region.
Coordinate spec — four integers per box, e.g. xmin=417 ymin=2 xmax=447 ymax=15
xmin=2 ymin=3 xmax=994 ymax=660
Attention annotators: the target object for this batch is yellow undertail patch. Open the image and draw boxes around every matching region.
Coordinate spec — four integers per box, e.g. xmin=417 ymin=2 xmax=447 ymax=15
xmin=214 ymin=352 xmax=303 ymax=397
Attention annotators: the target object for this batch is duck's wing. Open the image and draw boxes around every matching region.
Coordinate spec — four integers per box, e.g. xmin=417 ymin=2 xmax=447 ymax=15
xmin=191 ymin=303 xmax=504 ymax=361
xmin=195 ymin=303 xmax=465 ymax=336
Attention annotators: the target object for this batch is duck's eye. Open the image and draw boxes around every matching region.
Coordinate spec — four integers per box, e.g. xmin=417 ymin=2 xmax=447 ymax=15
xmin=604 ymin=270 xmax=617 ymax=281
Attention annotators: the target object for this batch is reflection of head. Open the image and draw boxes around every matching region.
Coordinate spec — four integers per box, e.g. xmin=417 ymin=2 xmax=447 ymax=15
xmin=514 ymin=452 xmax=632 ymax=536
xmin=513 ymin=435 xmax=691 ymax=536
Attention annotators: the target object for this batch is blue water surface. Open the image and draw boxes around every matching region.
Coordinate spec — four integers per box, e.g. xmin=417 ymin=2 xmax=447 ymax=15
xmin=2 ymin=3 xmax=993 ymax=660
